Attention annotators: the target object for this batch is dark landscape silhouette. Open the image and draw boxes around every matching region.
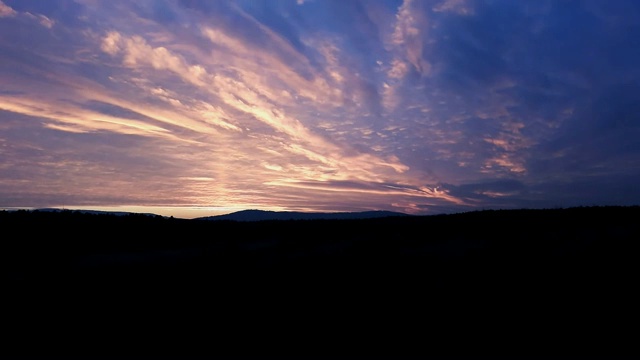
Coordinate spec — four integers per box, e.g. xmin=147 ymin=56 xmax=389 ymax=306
xmin=196 ymin=209 xmax=411 ymax=221
xmin=2 ymin=206 xmax=638 ymax=354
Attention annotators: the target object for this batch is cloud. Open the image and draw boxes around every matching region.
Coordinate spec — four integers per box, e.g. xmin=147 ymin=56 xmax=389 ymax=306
xmin=100 ymin=28 xmax=413 ymax=184
xmin=0 ymin=0 xmax=15 ymax=17
xmin=0 ymin=96 xmax=171 ymax=137
xmin=0 ymin=1 xmax=55 ymax=28
xmin=102 ymin=32 xmax=206 ymax=87
xmin=389 ymin=0 xmax=430 ymax=76
xmin=25 ymin=12 xmax=55 ymax=28
xmin=433 ymin=0 xmax=474 ymax=16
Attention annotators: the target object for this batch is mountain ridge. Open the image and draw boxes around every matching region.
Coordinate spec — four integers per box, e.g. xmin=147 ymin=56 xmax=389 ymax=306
xmin=194 ymin=209 xmax=411 ymax=221
xmin=5 ymin=207 xmax=411 ymax=221
xmin=23 ymin=208 xmax=164 ymax=218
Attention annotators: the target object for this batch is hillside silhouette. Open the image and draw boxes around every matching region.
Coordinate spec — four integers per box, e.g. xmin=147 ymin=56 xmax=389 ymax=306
xmin=196 ymin=209 xmax=410 ymax=221
xmin=2 ymin=206 xmax=638 ymax=353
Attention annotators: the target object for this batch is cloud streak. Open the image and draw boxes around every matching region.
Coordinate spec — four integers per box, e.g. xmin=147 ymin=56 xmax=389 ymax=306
xmin=0 ymin=1 xmax=15 ymax=17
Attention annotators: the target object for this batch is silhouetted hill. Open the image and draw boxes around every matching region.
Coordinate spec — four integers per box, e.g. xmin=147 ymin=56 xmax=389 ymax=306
xmin=33 ymin=207 xmax=163 ymax=217
xmin=2 ymin=205 xmax=638 ymax=353
xmin=195 ymin=209 xmax=410 ymax=221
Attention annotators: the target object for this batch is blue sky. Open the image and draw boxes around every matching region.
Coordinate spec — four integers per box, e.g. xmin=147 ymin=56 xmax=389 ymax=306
xmin=1 ymin=0 xmax=639 ymax=218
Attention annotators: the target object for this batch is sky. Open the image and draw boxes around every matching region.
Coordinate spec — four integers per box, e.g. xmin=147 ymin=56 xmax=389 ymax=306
xmin=1 ymin=0 xmax=639 ymax=219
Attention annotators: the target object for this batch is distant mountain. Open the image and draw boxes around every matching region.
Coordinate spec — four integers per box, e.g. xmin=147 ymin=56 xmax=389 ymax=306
xmin=32 ymin=208 xmax=163 ymax=218
xmin=195 ymin=209 xmax=411 ymax=221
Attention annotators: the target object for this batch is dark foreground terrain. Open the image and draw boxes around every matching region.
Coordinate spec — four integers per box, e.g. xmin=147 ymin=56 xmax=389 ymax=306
xmin=2 ymin=206 xmax=639 ymax=354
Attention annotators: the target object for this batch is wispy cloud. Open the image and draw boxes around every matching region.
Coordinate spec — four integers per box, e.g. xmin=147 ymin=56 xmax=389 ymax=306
xmin=0 ymin=1 xmax=15 ymax=17
xmin=0 ymin=0 xmax=55 ymax=28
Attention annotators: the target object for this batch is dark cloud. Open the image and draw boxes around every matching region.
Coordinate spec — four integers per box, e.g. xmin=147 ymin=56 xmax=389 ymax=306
xmin=530 ymin=173 xmax=640 ymax=208
xmin=444 ymin=179 xmax=527 ymax=205
xmin=430 ymin=1 xmax=522 ymax=91
xmin=80 ymin=101 xmax=161 ymax=123
xmin=233 ymin=0 xmax=309 ymax=54
xmin=528 ymin=82 xmax=640 ymax=181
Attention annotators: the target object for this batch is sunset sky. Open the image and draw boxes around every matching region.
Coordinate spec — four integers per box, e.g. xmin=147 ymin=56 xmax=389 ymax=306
xmin=1 ymin=0 xmax=639 ymax=219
